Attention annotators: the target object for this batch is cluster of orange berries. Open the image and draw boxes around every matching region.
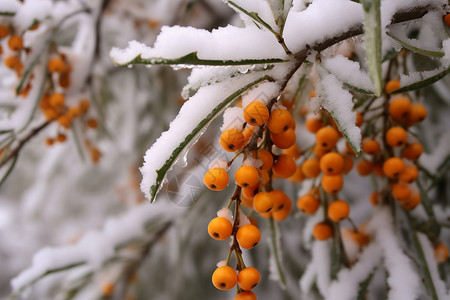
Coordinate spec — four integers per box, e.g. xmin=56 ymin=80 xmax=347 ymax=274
xmin=0 ymin=24 xmax=27 ymax=78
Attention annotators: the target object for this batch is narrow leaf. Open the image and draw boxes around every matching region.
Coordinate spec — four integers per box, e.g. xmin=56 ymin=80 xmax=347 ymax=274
xmin=115 ymin=51 xmax=285 ymax=67
xmin=386 ymin=32 xmax=444 ymax=58
xmin=393 ymin=66 xmax=450 ymax=93
xmin=361 ymin=0 xmax=383 ymax=96
xmin=0 ymin=154 xmax=18 ymax=187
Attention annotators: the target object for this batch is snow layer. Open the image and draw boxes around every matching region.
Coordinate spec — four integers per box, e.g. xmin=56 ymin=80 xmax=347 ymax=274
xmin=224 ymin=0 xmax=279 ymax=31
xmin=299 ymin=240 xmax=331 ymax=297
xmin=13 ymin=0 xmax=52 ymax=31
xmin=0 ymin=0 xmax=20 ymax=14
xmin=110 ymin=25 xmax=288 ymax=65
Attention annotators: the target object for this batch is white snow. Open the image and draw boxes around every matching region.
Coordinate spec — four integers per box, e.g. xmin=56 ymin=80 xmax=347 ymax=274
xmin=241 ymin=81 xmax=280 ymax=107
xmin=221 ymin=106 xmax=245 ymax=131
xmin=299 ymin=240 xmax=331 ymax=297
xmin=224 ymin=0 xmax=279 ymax=31
xmin=0 ymin=0 xmax=20 ymax=14
xmin=13 ymin=0 xmax=52 ymax=31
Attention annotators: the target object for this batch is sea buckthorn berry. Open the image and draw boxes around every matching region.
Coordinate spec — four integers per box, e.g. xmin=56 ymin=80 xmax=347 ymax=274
xmin=0 ymin=25 xmax=9 ymax=39
xmin=356 ymin=160 xmax=373 ymax=176
xmin=235 ymin=291 xmax=257 ymax=300
xmin=241 ymin=194 xmax=254 ymax=208
xmin=385 ymin=79 xmax=400 ymax=94
xmin=402 ymin=142 xmax=424 ymax=160
xmin=79 ymin=99 xmax=91 ymax=114
xmin=47 ymin=57 xmax=66 ymax=73
xmin=208 ymin=217 xmax=233 ymax=240
xmin=90 ymin=147 xmax=101 ymax=164
xmin=57 ymin=115 xmax=72 ymax=129
xmin=383 ymin=157 xmax=405 ymax=179
xmin=271 ymin=128 xmax=296 ymax=149
xmin=301 ymin=158 xmax=321 ymax=178
xmin=288 ymin=165 xmax=305 ymax=183
xmin=259 ymin=170 xmax=269 ymax=184
xmin=235 ymin=165 xmax=259 ymax=188
xmin=399 ymin=165 xmax=418 ymax=183
xmin=313 ymin=144 xmax=329 ymax=158
xmin=86 ymin=118 xmax=98 ymax=129
xmin=355 ymin=112 xmax=363 ymax=127
xmin=45 ymin=137 xmax=54 ymax=146
xmin=272 ymin=154 xmax=296 ymax=178
xmin=297 ymin=194 xmax=320 ymax=215
xmin=328 ymin=200 xmax=350 ymax=222
xmin=220 ymin=128 xmax=246 ymax=152
xmin=212 ymin=266 xmax=238 ymax=290
xmin=49 ymin=93 xmax=65 ymax=109
xmin=362 ymin=139 xmax=381 ymax=155
xmin=59 ymin=72 xmax=71 ymax=88
xmin=204 ymin=168 xmax=229 ymax=191
xmin=272 ymin=197 xmax=292 ymax=221
xmin=320 ymin=152 xmax=344 ymax=175
xmin=401 ymin=192 xmax=421 ymax=210
xmin=242 ymin=185 xmax=259 ymax=199
xmin=253 ymin=149 xmax=273 ymax=171
xmin=283 ymin=144 xmax=301 ymax=159
xmin=386 ymin=127 xmax=407 ymax=147
xmin=313 ymin=222 xmax=333 ymax=240
xmin=253 ymin=192 xmax=274 ymax=213
xmin=342 ymin=155 xmax=354 ymax=174
xmin=0 ymin=45 xmax=3 ymax=56
xmin=434 ymin=243 xmax=449 ymax=264
xmin=242 ymin=125 xmax=255 ymax=141
xmin=391 ymin=183 xmax=411 ymax=201
xmin=389 ymin=97 xmax=411 ymax=121
xmin=305 ymin=117 xmax=323 ymax=133
xmin=101 ymin=283 xmax=114 ymax=296
xmin=7 ymin=35 xmax=23 ymax=51
xmin=4 ymin=55 xmax=21 ymax=69
xmin=310 ymin=90 xmax=316 ymax=98
xmin=236 ymin=224 xmax=261 ymax=249
xmin=370 ymin=192 xmax=380 ymax=205
xmin=237 ymin=267 xmax=261 ymax=291
xmin=66 ymin=107 xmax=80 ymax=118
xmin=267 ymin=108 xmax=294 ymax=134
xmin=316 ymin=127 xmax=339 ymax=150
xmin=321 ymin=174 xmax=344 ymax=194
xmin=373 ymin=163 xmax=384 ymax=177
xmin=244 ymin=101 xmax=269 ymax=126
xmin=56 ymin=133 xmax=66 ymax=143
xmin=341 ymin=228 xmax=370 ymax=247
xmin=409 ymin=104 xmax=427 ymax=124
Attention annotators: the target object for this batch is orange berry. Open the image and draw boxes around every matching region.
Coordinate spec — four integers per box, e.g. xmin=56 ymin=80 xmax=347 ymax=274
xmin=267 ymin=109 xmax=294 ymax=134
xmin=220 ymin=128 xmax=245 ymax=152
xmin=269 ymin=190 xmax=289 ymax=212
xmin=321 ymin=174 xmax=344 ymax=194
xmin=0 ymin=25 xmax=10 ymax=39
xmin=283 ymin=144 xmax=301 ymax=159
xmin=236 ymin=224 xmax=261 ymax=249
xmin=45 ymin=137 xmax=54 ymax=146
xmin=86 ymin=118 xmax=98 ymax=129
xmin=288 ymin=165 xmax=305 ymax=183
xmin=208 ymin=217 xmax=233 ymax=240
xmin=237 ymin=267 xmax=261 ymax=291
xmin=242 ymin=185 xmax=259 ymax=199
xmin=402 ymin=142 xmax=424 ymax=160
xmin=434 ymin=243 xmax=449 ymax=264
xmin=101 ymin=283 xmax=114 ymax=296
xmin=0 ymin=45 xmax=2 ymax=56
xmin=271 ymin=128 xmax=296 ymax=149
xmin=409 ymin=104 xmax=427 ymax=124
xmin=373 ymin=163 xmax=384 ymax=177
xmin=57 ymin=115 xmax=72 ymax=129
xmin=47 ymin=57 xmax=66 ymax=73
xmin=389 ymin=97 xmax=411 ymax=121
xmin=356 ymin=160 xmax=373 ymax=176
xmin=242 ymin=125 xmax=255 ymax=142
xmin=259 ymin=170 xmax=269 ymax=184
xmin=355 ymin=111 xmax=363 ymax=127
xmin=369 ymin=192 xmax=380 ymax=205
xmin=385 ymin=79 xmax=400 ymax=94
xmin=244 ymin=101 xmax=269 ymax=126
xmin=4 ymin=55 xmax=21 ymax=69
xmin=49 ymin=93 xmax=65 ymax=109
xmin=445 ymin=14 xmax=450 ymax=27
xmin=319 ymin=152 xmax=344 ymax=175
xmin=301 ymin=158 xmax=321 ymax=178
xmin=7 ymin=35 xmax=23 ymax=51
xmin=235 ymin=291 xmax=257 ymax=300
xmin=328 ymin=200 xmax=350 ymax=222
xmin=342 ymin=155 xmax=354 ymax=174
xmin=272 ymin=154 xmax=296 ymax=178
xmin=313 ymin=143 xmax=329 ymax=158
xmin=305 ymin=117 xmax=323 ymax=133
xmin=253 ymin=149 xmax=273 ymax=171
xmin=204 ymin=168 xmax=229 ymax=191
xmin=212 ymin=266 xmax=237 ymax=290
xmin=43 ymin=108 xmax=60 ymax=121
xmin=313 ymin=222 xmax=333 ymax=240
xmin=79 ymin=99 xmax=91 ymax=114
xmin=272 ymin=197 xmax=292 ymax=221
xmin=253 ymin=192 xmax=274 ymax=213
xmin=241 ymin=194 xmax=254 ymax=208
xmin=66 ymin=106 xmax=81 ymax=119
xmin=400 ymin=192 xmax=421 ymax=210
xmin=392 ymin=183 xmax=411 ymax=201
xmin=56 ymin=133 xmax=67 ymax=143
xmin=310 ymin=90 xmax=316 ymax=98
xmin=316 ymin=127 xmax=339 ymax=150
xmin=297 ymin=194 xmax=320 ymax=215
xmin=59 ymin=72 xmax=71 ymax=88
xmin=383 ymin=157 xmax=405 ymax=179
xmin=399 ymin=165 xmax=418 ymax=183
xmin=90 ymin=147 xmax=101 ymax=164
xmin=362 ymin=139 xmax=380 ymax=155
xmin=235 ymin=165 xmax=259 ymax=188
xmin=341 ymin=228 xmax=370 ymax=247
xmin=386 ymin=127 xmax=407 ymax=147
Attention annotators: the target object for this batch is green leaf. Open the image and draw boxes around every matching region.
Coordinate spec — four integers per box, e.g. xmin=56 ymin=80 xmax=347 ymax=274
xmin=0 ymin=12 xmax=15 ymax=16
xmin=342 ymin=82 xmax=375 ymax=95
xmin=386 ymin=32 xmax=444 ymax=58
xmin=114 ymin=51 xmax=286 ymax=67
xmin=392 ymin=66 xmax=450 ymax=94
xmin=227 ymin=1 xmax=277 ymax=35
xmin=361 ymin=0 xmax=383 ymax=97
xmin=149 ymin=76 xmax=271 ymax=202
xmin=0 ymin=154 xmax=18 ymax=188
xmin=357 ymin=270 xmax=376 ymax=300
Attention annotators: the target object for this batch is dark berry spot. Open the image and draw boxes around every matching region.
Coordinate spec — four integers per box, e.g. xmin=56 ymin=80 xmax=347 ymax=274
xmin=253 ymin=242 xmax=258 ymax=247
xmin=328 ymin=168 xmax=333 ymax=172
xmin=322 ymin=142 xmax=328 ymax=147
xmin=250 ymin=118 xmax=256 ymax=124
xmin=397 ymin=141 xmax=404 ymax=146
xmin=213 ymin=232 xmax=220 ymax=238
xmin=220 ymin=283 xmax=226 ymax=288
xmin=229 ymin=144 xmax=235 ymax=150
xmin=265 ymin=207 xmax=271 ymax=212
xmin=243 ymin=183 xmax=249 ymax=187
xmin=210 ymin=184 xmax=217 ymax=189
xmin=283 ymin=125 xmax=289 ymax=131
xmin=278 ymin=204 xmax=284 ymax=210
